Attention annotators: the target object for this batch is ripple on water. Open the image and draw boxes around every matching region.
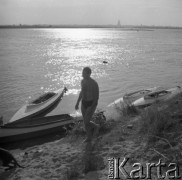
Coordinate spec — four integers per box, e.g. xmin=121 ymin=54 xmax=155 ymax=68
xmin=1 ymin=28 xmax=182 ymax=122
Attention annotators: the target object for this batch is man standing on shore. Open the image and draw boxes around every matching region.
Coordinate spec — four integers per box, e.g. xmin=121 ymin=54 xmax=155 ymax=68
xmin=75 ymin=67 xmax=99 ymax=142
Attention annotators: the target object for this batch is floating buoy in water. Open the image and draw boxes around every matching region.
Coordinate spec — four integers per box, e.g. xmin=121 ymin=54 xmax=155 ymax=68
xmin=103 ymin=61 xmax=108 ymax=64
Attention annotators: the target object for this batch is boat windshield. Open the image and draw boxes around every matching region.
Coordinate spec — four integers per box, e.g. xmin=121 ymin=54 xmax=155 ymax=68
xmin=31 ymin=92 xmax=56 ymax=104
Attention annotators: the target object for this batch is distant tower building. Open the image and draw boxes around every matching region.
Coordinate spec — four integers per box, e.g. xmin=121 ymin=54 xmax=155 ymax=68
xmin=117 ymin=20 xmax=121 ymax=27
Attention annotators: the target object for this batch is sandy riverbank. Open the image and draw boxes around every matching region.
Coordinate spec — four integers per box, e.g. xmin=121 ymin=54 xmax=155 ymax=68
xmin=1 ymin=97 xmax=182 ymax=180
xmin=0 ymin=116 xmax=140 ymax=180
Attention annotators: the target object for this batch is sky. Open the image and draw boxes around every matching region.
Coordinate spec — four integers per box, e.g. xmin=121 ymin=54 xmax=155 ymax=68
xmin=0 ymin=0 xmax=182 ymax=27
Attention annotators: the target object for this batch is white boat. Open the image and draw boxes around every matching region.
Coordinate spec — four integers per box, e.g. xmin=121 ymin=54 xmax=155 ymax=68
xmin=9 ymin=87 xmax=67 ymax=123
xmin=108 ymin=87 xmax=158 ymax=107
xmin=132 ymin=86 xmax=181 ymax=109
xmin=0 ymin=114 xmax=82 ymax=144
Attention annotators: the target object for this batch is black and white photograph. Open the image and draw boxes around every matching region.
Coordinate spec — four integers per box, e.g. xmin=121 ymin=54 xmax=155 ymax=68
xmin=0 ymin=0 xmax=182 ymax=179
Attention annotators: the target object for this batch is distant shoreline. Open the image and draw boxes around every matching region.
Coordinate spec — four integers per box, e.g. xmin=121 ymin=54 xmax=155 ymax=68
xmin=0 ymin=25 xmax=182 ymax=30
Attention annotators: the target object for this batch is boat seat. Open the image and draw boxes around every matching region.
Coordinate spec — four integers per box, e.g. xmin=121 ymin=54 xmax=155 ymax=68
xmin=144 ymin=90 xmax=170 ymax=99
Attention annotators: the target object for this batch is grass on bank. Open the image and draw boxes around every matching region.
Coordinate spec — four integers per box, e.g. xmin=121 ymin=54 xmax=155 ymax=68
xmin=114 ymin=95 xmax=182 ymax=141
xmin=64 ymin=95 xmax=182 ymax=179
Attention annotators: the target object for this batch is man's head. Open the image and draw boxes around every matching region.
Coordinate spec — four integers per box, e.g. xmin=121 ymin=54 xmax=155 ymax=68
xmin=82 ymin=67 xmax=91 ymax=79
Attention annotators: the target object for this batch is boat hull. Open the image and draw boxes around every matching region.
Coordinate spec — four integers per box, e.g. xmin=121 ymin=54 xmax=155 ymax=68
xmin=0 ymin=114 xmax=82 ymax=144
xmin=9 ymin=88 xmax=67 ymax=123
xmin=108 ymin=87 xmax=158 ymax=107
xmin=132 ymin=86 xmax=181 ymax=109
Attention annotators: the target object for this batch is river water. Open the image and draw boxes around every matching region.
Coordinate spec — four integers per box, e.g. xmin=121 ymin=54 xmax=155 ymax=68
xmin=0 ymin=28 xmax=182 ymax=122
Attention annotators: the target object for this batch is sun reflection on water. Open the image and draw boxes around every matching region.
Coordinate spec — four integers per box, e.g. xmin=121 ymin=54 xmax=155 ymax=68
xmin=42 ymin=29 xmax=110 ymax=93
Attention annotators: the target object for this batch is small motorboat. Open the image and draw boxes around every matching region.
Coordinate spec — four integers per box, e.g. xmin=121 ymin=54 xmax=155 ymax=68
xmin=0 ymin=114 xmax=82 ymax=144
xmin=132 ymin=86 xmax=181 ymax=109
xmin=9 ymin=87 xmax=67 ymax=123
xmin=108 ymin=87 xmax=158 ymax=107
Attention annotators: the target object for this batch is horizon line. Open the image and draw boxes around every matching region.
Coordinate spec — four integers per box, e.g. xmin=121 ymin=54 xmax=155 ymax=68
xmin=0 ymin=24 xmax=182 ymax=29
